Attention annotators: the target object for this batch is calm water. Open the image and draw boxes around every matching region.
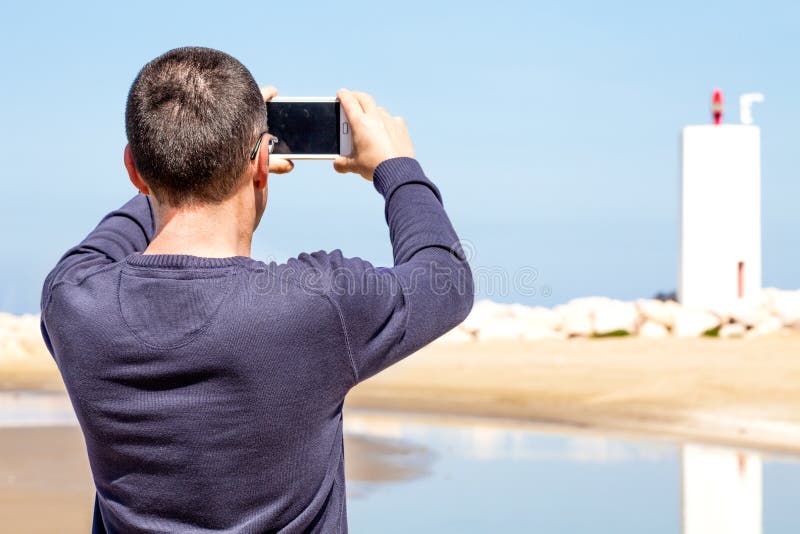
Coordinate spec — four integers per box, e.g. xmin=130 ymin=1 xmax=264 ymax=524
xmin=1 ymin=392 xmax=799 ymax=533
xmin=345 ymin=412 xmax=800 ymax=533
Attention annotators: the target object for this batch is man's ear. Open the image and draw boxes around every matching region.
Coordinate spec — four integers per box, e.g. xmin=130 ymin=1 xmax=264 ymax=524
xmin=124 ymin=144 xmax=150 ymax=195
xmin=253 ymin=140 xmax=270 ymax=191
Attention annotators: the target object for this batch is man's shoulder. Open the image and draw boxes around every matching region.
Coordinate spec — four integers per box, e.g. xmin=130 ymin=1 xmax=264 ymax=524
xmin=43 ymin=255 xmax=126 ymax=306
xmin=275 ymin=249 xmax=379 ymax=293
xmin=285 ymin=249 xmax=347 ymax=272
xmin=250 ymin=250 xmax=349 ymax=297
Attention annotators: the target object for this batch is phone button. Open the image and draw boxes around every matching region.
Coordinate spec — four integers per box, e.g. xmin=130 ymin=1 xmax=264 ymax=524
xmin=342 ymin=122 xmax=349 ymax=134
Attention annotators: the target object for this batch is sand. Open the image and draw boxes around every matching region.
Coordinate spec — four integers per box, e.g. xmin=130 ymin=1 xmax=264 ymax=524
xmin=347 ymin=333 xmax=800 ymax=454
xmin=3 ymin=333 xmax=800 ymax=531
xmin=0 ymin=423 xmax=433 ymax=532
xmin=3 ymin=333 xmax=800 ymax=453
xmin=0 ymin=426 xmax=95 ymax=532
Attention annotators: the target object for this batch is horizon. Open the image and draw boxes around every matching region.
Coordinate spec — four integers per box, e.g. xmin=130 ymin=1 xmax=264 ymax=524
xmin=1 ymin=0 xmax=798 ymax=314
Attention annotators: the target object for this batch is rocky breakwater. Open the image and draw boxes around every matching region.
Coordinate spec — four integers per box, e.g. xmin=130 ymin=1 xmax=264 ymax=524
xmin=0 ymin=313 xmax=49 ymax=361
xmin=0 ymin=312 xmax=58 ymax=388
xmin=2 ymin=289 xmax=800 ymax=362
xmin=437 ymin=288 xmax=800 ymax=343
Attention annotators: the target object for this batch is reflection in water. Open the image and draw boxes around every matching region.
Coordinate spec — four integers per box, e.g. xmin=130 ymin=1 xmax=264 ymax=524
xmin=346 ymin=435 xmax=431 ymax=483
xmin=345 ymin=411 xmax=682 ymax=533
xmin=344 ymin=411 xmax=800 ymax=534
xmin=345 ymin=411 xmax=674 ymax=464
xmin=0 ymin=390 xmax=76 ymax=426
xmin=682 ymin=444 xmax=762 ymax=534
xmin=0 ymin=394 xmax=798 ymax=533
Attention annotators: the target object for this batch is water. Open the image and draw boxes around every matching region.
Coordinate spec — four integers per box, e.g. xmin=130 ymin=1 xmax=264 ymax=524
xmin=1 ymin=392 xmax=799 ymax=533
xmin=344 ymin=412 xmax=800 ymax=533
xmin=0 ymin=390 xmax=77 ymax=426
xmin=345 ymin=412 xmax=680 ymax=533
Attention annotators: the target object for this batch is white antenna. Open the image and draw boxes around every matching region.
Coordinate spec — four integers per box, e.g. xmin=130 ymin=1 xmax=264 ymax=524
xmin=739 ymin=93 xmax=764 ymax=125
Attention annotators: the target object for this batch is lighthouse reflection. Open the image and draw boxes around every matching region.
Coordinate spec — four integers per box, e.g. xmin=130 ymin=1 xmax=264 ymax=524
xmin=0 ymin=396 xmax=793 ymax=533
xmin=682 ymin=444 xmax=762 ymax=534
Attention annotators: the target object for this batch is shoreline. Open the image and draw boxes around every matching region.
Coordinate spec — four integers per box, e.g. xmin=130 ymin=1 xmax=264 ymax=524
xmin=3 ymin=334 xmax=800 ymax=455
xmin=347 ymin=335 xmax=800 ymax=455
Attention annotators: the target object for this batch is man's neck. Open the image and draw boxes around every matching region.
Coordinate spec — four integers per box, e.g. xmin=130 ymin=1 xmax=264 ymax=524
xmin=144 ymin=196 xmax=254 ymax=258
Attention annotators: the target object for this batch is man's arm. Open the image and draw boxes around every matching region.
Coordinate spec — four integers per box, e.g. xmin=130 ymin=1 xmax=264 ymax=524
xmin=305 ymin=159 xmax=472 ymax=384
xmin=40 ymin=194 xmax=155 ymax=313
xmin=305 ymin=90 xmax=474 ymax=384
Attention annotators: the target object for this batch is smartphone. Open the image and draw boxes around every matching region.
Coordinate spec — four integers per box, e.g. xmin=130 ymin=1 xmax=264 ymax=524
xmin=266 ymin=97 xmax=352 ymax=159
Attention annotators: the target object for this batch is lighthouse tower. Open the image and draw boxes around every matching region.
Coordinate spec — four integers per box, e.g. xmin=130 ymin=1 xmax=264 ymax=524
xmin=679 ymin=90 xmax=765 ymax=309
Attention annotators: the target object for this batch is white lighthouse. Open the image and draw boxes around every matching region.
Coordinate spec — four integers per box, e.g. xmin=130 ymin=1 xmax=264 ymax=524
xmin=679 ymin=91 xmax=765 ymax=309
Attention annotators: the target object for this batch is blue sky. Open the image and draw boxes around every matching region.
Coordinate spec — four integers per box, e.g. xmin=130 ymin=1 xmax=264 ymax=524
xmin=1 ymin=0 xmax=798 ymax=314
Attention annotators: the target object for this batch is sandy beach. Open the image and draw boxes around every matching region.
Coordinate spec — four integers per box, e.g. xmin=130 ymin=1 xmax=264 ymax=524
xmin=0 ymin=426 xmax=95 ymax=532
xmin=0 ymin=422 xmax=437 ymax=532
xmin=347 ymin=334 xmax=800 ymax=454
xmin=3 ymin=332 xmax=800 ymax=453
xmin=2 ymin=333 xmax=800 ymax=532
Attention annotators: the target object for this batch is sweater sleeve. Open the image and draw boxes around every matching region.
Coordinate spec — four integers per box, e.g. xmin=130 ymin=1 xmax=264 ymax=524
xmin=317 ymin=158 xmax=474 ymax=384
xmin=40 ymin=194 xmax=155 ymax=315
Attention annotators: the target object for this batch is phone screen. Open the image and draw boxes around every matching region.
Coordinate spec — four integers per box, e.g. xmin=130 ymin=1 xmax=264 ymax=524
xmin=266 ymin=101 xmax=340 ymax=155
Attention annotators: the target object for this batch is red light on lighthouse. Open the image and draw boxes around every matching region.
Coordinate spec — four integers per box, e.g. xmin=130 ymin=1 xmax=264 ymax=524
xmin=712 ymin=89 xmax=723 ymax=125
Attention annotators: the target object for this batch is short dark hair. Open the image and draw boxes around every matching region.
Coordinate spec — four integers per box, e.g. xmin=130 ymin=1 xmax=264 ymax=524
xmin=125 ymin=47 xmax=266 ymax=207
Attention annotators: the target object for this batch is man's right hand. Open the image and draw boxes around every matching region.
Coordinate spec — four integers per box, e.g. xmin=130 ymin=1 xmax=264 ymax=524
xmin=333 ymin=89 xmax=415 ymax=181
xmin=260 ymin=85 xmax=294 ymax=175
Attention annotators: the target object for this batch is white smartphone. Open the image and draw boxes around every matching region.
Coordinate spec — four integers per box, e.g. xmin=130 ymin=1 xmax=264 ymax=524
xmin=266 ymin=97 xmax=352 ymax=160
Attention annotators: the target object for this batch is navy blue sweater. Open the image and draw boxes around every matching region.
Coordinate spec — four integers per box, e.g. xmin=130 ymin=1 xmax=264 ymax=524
xmin=40 ymin=158 xmax=473 ymax=533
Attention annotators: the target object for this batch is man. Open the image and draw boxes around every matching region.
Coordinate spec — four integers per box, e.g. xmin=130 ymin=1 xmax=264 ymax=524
xmin=40 ymin=47 xmax=473 ymax=533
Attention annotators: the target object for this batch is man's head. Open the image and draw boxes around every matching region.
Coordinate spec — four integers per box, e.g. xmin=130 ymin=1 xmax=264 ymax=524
xmin=124 ymin=47 xmax=267 ymax=209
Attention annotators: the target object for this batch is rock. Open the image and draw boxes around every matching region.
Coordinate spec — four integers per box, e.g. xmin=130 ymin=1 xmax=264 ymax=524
xmin=593 ymin=300 xmax=639 ymax=335
xmin=0 ymin=337 xmax=30 ymax=361
xmin=0 ymin=313 xmax=48 ymax=363
xmin=705 ymin=305 xmax=732 ymax=324
xmin=748 ymin=315 xmax=784 ymax=337
xmin=768 ymin=290 xmax=800 ymax=327
xmin=475 ymin=317 xmax=527 ymax=341
xmin=435 ymin=327 xmax=474 ymax=344
xmin=639 ymin=320 xmax=669 ymax=338
xmin=727 ymin=300 xmax=770 ymax=327
xmin=561 ymin=313 xmax=593 ymax=337
xmin=719 ymin=323 xmax=747 ymax=339
xmin=555 ymin=297 xmax=640 ymax=337
xmin=556 ymin=299 xmax=598 ymax=337
xmin=467 ymin=304 xmax=566 ymax=340
xmin=461 ymin=300 xmax=512 ymax=333
xmin=510 ymin=305 xmax=563 ymax=331
xmin=466 ymin=303 xmax=567 ymax=341
xmin=636 ymin=299 xmax=678 ymax=328
xmin=672 ymin=308 xmax=721 ymax=337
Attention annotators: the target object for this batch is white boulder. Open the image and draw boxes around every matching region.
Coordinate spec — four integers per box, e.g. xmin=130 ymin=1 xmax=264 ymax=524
xmin=510 ymin=305 xmax=563 ymax=331
xmin=719 ymin=323 xmax=747 ymax=339
xmin=557 ymin=309 xmax=592 ymax=336
xmin=0 ymin=313 xmax=46 ymax=362
xmin=475 ymin=317 xmax=527 ymax=341
xmin=727 ymin=300 xmax=770 ymax=327
xmin=435 ymin=327 xmax=474 ymax=344
xmin=461 ymin=299 xmax=512 ymax=334
xmin=749 ymin=315 xmax=784 ymax=337
xmin=672 ymin=308 xmax=721 ymax=337
xmin=556 ymin=298 xmax=605 ymax=337
xmin=638 ymin=320 xmax=669 ymax=338
xmin=636 ymin=299 xmax=679 ymax=328
xmin=768 ymin=290 xmax=800 ymax=327
xmin=593 ymin=300 xmax=639 ymax=335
